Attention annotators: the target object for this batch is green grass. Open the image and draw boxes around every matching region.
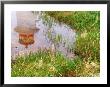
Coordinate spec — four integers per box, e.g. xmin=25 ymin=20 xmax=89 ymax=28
xmin=45 ymin=11 xmax=100 ymax=61
xmin=45 ymin=11 xmax=100 ymax=76
xmin=11 ymin=11 xmax=100 ymax=77
xmin=11 ymin=50 xmax=82 ymax=77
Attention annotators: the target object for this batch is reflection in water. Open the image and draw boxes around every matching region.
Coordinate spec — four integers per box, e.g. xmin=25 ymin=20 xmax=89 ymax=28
xmin=11 ymin=11 xmax=76 ymax=60
xmin=19 ymin=33 xmax=34 ymax=48
xmin=15 ymin=26 xmax=39 ymax=48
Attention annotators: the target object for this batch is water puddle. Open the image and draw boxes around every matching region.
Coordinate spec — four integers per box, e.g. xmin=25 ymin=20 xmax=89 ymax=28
xmin=11 ymin=11 xmax=76 ymax=60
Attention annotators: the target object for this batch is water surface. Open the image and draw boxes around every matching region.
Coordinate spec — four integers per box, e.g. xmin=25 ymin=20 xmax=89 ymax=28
xmin=11 ymin=11 xmax=76 ymax=60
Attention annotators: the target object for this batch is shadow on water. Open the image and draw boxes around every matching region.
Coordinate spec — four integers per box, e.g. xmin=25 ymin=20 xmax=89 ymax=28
xmin=11 ymin=11 xmax=76 ymax=60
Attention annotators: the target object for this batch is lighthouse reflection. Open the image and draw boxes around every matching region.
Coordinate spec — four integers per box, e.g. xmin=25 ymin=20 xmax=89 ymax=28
xmin=15 ymin=26 xmax=39 ymax=48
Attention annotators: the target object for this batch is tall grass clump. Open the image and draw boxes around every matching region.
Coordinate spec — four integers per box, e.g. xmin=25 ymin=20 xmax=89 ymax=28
xmin=11 ymin=50 xmax=83 ymax=77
